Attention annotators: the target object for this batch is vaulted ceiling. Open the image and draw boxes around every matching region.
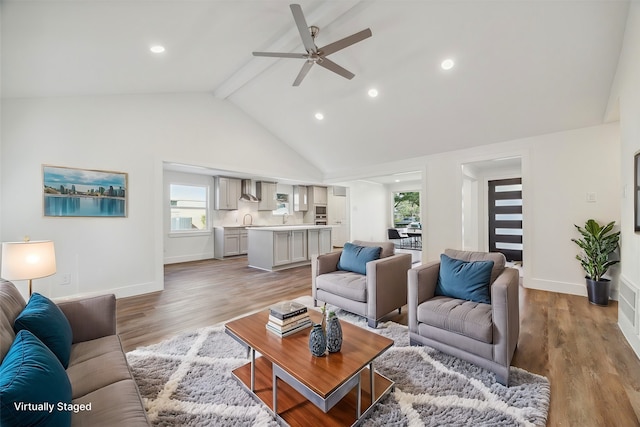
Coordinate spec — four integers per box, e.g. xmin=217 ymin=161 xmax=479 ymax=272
xmin=1 ymin=0 xmax=629 ymax=177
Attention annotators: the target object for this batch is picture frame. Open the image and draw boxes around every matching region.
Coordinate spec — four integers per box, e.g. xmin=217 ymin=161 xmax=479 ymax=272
xmin=635 ymin=152 xmax=640 ymax=232
xmin=43 ymin=165 xmax=128 ymax=217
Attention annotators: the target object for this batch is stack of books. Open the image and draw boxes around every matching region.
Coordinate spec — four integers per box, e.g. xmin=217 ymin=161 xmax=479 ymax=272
xmin=266 ymin=301 xmax=312 ymax=337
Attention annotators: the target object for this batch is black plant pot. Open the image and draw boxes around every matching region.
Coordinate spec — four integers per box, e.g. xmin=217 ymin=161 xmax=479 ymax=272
xmin=586 ymin=278 xmax=611 ymax=306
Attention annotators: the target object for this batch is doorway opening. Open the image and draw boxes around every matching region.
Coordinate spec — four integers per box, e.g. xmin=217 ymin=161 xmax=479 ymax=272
xmin=488 ymin=178 xmax=523 ymax=262
xmin=461 ymin=157 xmax=523 ymax=272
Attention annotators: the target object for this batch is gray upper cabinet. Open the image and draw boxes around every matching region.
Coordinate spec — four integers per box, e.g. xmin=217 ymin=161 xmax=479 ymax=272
xmin=311 ymin=186 xmax=328 ymax=205
xmin=293 ymin=185 xmax=308 ymax=211
xmin=215 ymin=177 xmax=241 ymax=210
xmin=256 ymin=181 xmax=278 ymax=211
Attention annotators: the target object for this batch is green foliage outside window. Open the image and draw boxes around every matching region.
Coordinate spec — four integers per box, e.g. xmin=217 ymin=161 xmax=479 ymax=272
xmin=393 ymin=192 xmax=420 ymax=227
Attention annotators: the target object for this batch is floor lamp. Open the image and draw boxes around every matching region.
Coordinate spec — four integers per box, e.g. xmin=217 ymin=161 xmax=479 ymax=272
xmin=1 ymin=240 xmax=57 ymax=296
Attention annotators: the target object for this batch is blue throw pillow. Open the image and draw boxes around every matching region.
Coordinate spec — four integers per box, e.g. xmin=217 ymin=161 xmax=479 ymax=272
xmin=435 ymin=254 xmax=494 ymax=304
xmin=338 ymin=242 xmax=382 ymax=275
xmin=0 ymin=330 xmax=72 ymax=427
xmin=14 ymin=293 xmax=73 ymax=369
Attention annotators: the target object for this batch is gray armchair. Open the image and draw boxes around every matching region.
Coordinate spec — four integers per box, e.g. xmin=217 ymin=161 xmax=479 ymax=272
xmin=408 ymin=249 xmax=519 ymax=385
xmin=312 ymin=240 xmax=412 ymax=328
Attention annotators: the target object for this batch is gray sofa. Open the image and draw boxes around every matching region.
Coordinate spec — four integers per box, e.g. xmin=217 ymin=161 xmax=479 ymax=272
xmin=408 ymin=249 xmax=519 ymax=385
xmin=0 ymin=279 xmax=149 ymax=426
xmin=312 ymin=240 xmax=412 ymax=327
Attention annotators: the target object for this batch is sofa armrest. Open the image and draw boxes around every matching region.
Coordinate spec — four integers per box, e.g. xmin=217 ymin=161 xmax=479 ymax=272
xmin=407 ymin=260 xmax=440 ymax=333
xmin=56 ymin=294 xmax=116 ymax=344
xmin=365 ymin=253 xmax=412 ymax=321
xmin=490 ymin=267 xmax=519 ymax=366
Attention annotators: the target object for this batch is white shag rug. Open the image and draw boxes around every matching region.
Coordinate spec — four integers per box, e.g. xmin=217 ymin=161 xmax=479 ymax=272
xmin=126 ymin=297 xmax=549 ymax=426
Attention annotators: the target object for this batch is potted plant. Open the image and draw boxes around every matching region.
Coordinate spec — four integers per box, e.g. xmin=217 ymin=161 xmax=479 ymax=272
xmin=571 ymin=219 xmax=620 ymax=306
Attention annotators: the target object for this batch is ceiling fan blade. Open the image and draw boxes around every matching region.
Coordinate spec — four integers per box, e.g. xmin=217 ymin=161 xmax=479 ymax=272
xmin=253 ymin=52 xmax=307 ymax=59
xmin=293 ymin=61 xmax=314 ymax=86
xmin=317 ymin=58 xmax=355 ymax=80
xmin=319 ymin=28 xmax=372 ymax=56
xmin=290 ymin=4 xmax=317 ymax=53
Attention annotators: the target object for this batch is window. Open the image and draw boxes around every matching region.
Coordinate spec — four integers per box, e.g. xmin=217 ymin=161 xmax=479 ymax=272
xmin=272 ymin=193 xmax=290 ymax=216
xmin=393 ymin=191 xmax=421 ymax=228
xmin=170 ymin=184 xmax=208 ymax=231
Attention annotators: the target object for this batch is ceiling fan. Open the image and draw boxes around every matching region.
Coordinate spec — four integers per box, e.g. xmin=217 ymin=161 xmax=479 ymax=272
xmin=253 ymin=4 xmax=372 ymax=86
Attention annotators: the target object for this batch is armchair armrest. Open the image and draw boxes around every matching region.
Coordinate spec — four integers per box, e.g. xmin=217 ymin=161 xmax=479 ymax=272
xmin=407 ymin=260 xmax=440 ymax=332
xmin=312 ymin=251 xmax=342 ymax=302
xmin=315 ymin=251 xmax=342 ymax=276
xmin=365 ymin=253 xmax=412 ymax=321
xmin=56 ymin=294 xmax=116 ymax=344
xmin=490 ymin=267 xmax=519 ymax=366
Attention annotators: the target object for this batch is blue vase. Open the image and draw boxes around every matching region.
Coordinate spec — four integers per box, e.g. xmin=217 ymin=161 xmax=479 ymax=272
xmin=308 ymin=324 xmax=326 ymax=357
xmin=326 ymin=315 xmax=342 ymax=353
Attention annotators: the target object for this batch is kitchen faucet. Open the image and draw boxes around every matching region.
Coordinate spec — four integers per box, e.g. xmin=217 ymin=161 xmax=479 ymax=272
xmin=242 ymin=213 xmax=253 ymax=225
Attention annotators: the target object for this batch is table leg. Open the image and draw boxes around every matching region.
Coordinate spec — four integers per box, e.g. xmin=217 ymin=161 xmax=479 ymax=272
xmin=273 ymin=368 xmax=278 ymax=416
xmin=370 ymin=361 xmax=375 ymax=403
xmin=250 ymin=348 xmax=255 ymax=391
xmin=357 ymin=376 xmax=361 ymax=418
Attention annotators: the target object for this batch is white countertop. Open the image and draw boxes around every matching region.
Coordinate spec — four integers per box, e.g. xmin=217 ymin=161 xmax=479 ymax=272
xmin=246 ymin=225 xmax=332 ymax=231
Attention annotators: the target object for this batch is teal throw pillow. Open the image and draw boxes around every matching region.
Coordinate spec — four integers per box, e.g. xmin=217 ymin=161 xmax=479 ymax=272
xmin=435 ymin=254 xmax=494 ymax=304
xmin=0 ymin=330 xmax=72 ymax=427
xmin=14 ymin=292 xmax=73 ymax=368
xmin=338 ymin=242 xmax=382 ymax=275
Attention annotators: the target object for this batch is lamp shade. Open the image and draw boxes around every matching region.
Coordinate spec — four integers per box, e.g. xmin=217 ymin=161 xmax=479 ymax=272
xmin=1 ymin=241 xmax=57 ymax=281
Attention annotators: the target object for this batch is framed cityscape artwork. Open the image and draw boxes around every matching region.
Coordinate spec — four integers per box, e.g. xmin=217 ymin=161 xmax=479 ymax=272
xmin=43 ymin=165 xmax=128 ymax=217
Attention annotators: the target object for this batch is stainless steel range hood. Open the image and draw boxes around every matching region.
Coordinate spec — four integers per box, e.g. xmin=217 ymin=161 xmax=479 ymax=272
xmin=239 ymin=179 xmax=259 ymax=202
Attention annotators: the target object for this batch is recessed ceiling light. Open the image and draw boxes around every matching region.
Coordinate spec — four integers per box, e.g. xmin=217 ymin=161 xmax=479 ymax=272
xmin=395 ymin=179 xmax=400 ymax=183
xmin=368 ymin=88 xmax=379 ymax=98
xmin=441 ymin=59 xmax=454 ymax=70
xmin=150 ymin=45 xmax=166 ymax=54
xmin=315 ymin=112 xmax=324 ymax=120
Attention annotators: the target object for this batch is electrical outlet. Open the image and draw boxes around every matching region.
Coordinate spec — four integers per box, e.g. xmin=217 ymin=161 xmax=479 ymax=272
xmin=586 ymin=192 xmax=597 ymax=203
xmin=60 ymin=273 xmax=71 ymax=285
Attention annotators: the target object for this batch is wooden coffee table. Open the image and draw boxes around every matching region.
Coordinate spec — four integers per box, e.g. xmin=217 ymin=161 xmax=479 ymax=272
xmin=225 ymin=309 xmax=394 ymax=426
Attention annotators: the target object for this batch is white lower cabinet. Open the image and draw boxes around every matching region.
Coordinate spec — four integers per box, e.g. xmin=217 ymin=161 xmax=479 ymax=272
xmin=308 ymin=228 xmax=332 ymax=258
xmin=273 ymin=230 xmax=308 ymax=266
xmin=273 ymin=231 xmax=292 ymax=266
xmin=248 ymin=226 xmax=331 ymax=271
xmin=290 ymin=229 xmax=308 ymax=263
xmin=214 ymin=227 xmax=248 ymax=259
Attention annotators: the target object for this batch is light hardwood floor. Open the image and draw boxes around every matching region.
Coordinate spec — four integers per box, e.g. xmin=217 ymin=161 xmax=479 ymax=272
xmin=116 ymin=256 xmax=640 ymax=426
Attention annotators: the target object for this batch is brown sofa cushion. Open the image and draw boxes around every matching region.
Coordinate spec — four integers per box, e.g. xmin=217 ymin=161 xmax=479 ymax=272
xmin=417 ymin=296 xmax=493 ymax=343
xmin=0 ymin=279 xmax=26 ymax=363
xmin=66 ymin=335 xmax=132 ymax=399
xmin=315 ymin=271 xmax=367 ymax=302
xmin=72 ymin=379 xmax=149 ymax=427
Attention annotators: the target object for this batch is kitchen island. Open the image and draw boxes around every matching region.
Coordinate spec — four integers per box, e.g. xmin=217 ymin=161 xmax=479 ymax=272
xmin=247 ymin=225 xmax=332 ymax=271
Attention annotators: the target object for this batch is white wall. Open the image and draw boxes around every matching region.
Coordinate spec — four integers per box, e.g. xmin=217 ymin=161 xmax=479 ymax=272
xmin=422 ymin=124 xmax=620 ymax=297
xmin=342 ymin=123 xmax=620 ymax=299
xmin=0 ymin=93 xmax=322 ymax=298
xmin=347 ymin=180 xmax=388 ymax=242
xmin=609 ymin=2 xmax=640 ymax=357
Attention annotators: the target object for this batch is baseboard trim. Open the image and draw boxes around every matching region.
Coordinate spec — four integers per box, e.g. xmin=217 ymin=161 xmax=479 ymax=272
xmin=525 ymin=278 xmax=587 ymax=296
xmin=619 ymin=319 xmax=640 ymax=360
xmin=52 ymin=280 xmax=162 ymax=302
xmin=525 ymin=277 xmax=619 ymax=300
xmin=164 ymin=254 xmax=214 ymax=265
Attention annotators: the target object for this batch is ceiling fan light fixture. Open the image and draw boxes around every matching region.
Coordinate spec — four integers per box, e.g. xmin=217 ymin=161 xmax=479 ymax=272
xmin=368 ymin=88 xmax=379 ymax=98
xmin=441 ymin=58 xmax=455 ymax=70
